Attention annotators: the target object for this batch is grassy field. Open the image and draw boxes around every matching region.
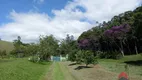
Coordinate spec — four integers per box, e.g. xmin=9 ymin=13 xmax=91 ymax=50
xmin=53 ymin=62 xmax=65 ymax=80
xmin=98 ymin=54 xmax=142 ymax=77
xmin=0 ymin=40 xmax=14 ymax=53
xmin=0 ymin=54 xmax=141 ymax=80
xmin=0 ymin=58 xmax=51 ymax=80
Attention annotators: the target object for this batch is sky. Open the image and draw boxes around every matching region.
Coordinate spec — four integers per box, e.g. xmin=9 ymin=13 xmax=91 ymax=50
xmin=0 ymin=0 xmax=141 ymax=43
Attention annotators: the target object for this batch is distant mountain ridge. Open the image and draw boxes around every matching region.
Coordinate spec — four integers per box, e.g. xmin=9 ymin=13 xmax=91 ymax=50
xmin=0 ymin=40 xmax=14 ymax=53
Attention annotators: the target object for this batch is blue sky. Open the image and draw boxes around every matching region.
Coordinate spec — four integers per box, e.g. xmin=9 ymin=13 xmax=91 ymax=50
xmin=0 ymin=0 xmax=73 ymax=24
xmin=0 ymin=0 xmax=141 ymax=43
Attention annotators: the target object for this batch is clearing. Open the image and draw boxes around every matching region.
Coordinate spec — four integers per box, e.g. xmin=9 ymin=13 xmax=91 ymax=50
xmin=0 ymin=55 xmax=142 ymax=80
xmin=45 ymin=61 xmax=142 ymax=80
xmin=45 ymin=55 xmax=142 ymax=80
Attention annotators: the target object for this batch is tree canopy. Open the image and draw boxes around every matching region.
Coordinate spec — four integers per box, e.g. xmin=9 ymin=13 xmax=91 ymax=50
xmin=78 ymin=6 xmax=142 ymax=57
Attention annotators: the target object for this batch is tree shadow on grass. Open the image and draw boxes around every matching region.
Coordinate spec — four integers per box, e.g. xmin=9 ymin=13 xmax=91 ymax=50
xmin=74 ymin=66 xmax=93 ymax=70
xmin=0 ymin=59 xmax=14 ymax=63
xmin=68 ymin=63 xmax=77 ymax=66
xmin=124 ymin=60 xmax=142 ymax=66
xmin=38 ymin=62 xmax=48 ymax=65
xmin=29 ymin=61 xmax=50 ymax=65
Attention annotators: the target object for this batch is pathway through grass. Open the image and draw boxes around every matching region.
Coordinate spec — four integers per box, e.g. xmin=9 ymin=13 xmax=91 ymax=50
xmin=53 ymin=62 xmax=65 ymax=80
xmin=45 ymin=62 xmax=76 ymax=80
xmin=45 ymin=55 xmax=142 ymax=80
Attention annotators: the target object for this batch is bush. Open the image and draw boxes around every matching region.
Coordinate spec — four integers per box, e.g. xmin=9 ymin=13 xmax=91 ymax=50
xmin=0 ymin=50 xmax=7 ymax=59
xmin=75 ymin=50 xmax=84 ymax=64
xmin=28 ymin=55 xmax=40 ymax=63
xmin=95 ymin=51 xmax=106 ymax=58
xmin=95 ymin=51 xmax=122 ymax=59
xmin=82 ymin=50 xmax=98 ymax=66
xmin=108 ymin=51 xmax=122 ymax=59
xmin=68 ymin=50 xmax=77 ymax=62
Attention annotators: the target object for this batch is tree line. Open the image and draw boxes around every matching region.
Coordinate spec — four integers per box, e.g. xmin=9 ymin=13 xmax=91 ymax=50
xmin=78 ymin=6 xmax=142 ymax=58
xmin=1 ymin=6 xmax=142 ymax=66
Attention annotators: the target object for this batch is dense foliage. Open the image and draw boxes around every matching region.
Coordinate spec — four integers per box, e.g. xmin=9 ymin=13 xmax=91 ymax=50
xmin=8 ymin=6 xmax=142 ymax=63
xmin=0 ymin=50 xmax=7 ymax=59
xmin=78 ymin=6 xmax=142 ymax=58
xmin=10 ymin=35 xmax=58 ymax=61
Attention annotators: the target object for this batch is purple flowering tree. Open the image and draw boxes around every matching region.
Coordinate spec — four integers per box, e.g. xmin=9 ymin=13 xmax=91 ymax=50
xmin=104 ymin=24 xmax=130 ymax=56
xmin=78 ymin=39 xmax=90 ymax=49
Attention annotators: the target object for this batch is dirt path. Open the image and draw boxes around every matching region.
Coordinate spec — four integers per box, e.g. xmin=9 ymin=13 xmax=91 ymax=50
xmin=59 ymin=62 xmax=77 ymax=80
xmin=43 ymin=62 xmax=55 ymax=80
xmin=61 ymin=61 xmax=142 ymax=80
xmin=44 ymin=62 xmax=77 ymax=80
xmin=44 ymin=61 xmax=142 ymax=80
xmin=62 ymin=61 xmax=118 ymax=80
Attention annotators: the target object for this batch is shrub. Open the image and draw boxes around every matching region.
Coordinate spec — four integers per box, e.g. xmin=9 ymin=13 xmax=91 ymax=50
xmin=0 ymin=50 xmax=7 ymax=59
xmin=108 ymin=51 xmax=122 ymax=59
xmin=68 ymin=50 xmax=77 ymax=62
xmin=95 ymin=51 xmax=106 ymax=58
xmin=95 ymin=51 xmax=122 ymax=59
xmin=72 ymin=50 xmax=98 ymax=66
xmin=82 ymin=50 xmax=98 ymax=67
xmin=28 ymin=55 xmax=40 ymax=63
xmin=75 ymin=50 xmax=84 ymax=64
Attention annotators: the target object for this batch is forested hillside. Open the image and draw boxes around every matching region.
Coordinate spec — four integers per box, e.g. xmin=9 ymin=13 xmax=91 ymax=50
xmin=78 ymin=6 xmax=142 ymax=56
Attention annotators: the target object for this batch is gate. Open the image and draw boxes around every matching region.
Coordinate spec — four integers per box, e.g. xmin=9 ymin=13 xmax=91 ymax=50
xmin=53 ymin=56 xmax=60 ymax=61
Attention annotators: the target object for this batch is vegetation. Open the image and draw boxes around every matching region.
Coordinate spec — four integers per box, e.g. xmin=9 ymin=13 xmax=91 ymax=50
xmin=99 ymin=54 xmax=142 ymax=76
xmin=0 ymin=5 xmax=142 ymax=80
xmin=0 ymin=58 xmax=51 ymax=80
xmin=10 ymin=35 xmax=59 ymax=61
xmin=3 ymin=6 xmax=141 ymax=63
xmin=0 ymin=40 xmax=14 ymax=53
xmin=75 ymin=50 xmax=97 ymax=66
xmin=39 ymin=35 xmax=59 ymax=60
xmin=53 ymin=62 xmax=65 ymax=80
xmin=82 ymin=50 xmax=97 ymax=66
xmin=0 ymin=50 xmax=6 ymax=59
xmin=78 ymin=6 xmax=142 ymax=58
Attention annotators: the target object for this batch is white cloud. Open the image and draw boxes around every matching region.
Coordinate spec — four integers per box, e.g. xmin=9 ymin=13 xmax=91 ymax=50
xmin=33 ymin=0 xmax=44 ymax=4
xmin=0 ymin=0 xmax=141 ymax=43
xmin=53 ymin=0 xmax=140 ymax=22
xmin=0 ymin=10 xmax=92 ymax=43
xmin=40 ymin=0 xmax=44 ymax=3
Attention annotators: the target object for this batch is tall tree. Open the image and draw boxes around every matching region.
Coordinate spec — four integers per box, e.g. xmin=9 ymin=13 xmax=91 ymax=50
xmin=39 ymin=35 xmax=59 ymax=60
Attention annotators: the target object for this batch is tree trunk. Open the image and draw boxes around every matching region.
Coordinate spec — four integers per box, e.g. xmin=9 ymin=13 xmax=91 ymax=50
xmin=120 ymin=41 xmax=124 ymax=57
xmin=86 ymin=64 xmax=88 ymax=67
xmin=120 ymin=49 xmax=124 ymax=57
xmin=135 ymin=45 xmax=138 ymax=55
xmin=127 ymin=45 xmax=131 ymax=55
xmin=134 ymin=39 xmax=138 ymax=55
xmin=126 ymin=39 xmax=131 ymax=54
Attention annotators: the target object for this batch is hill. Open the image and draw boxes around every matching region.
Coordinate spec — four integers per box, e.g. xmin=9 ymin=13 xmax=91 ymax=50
xmin=78 ymin=6 xmax=142 ymax=55
xmin=0 ymin=40 xmax=14 ymax=53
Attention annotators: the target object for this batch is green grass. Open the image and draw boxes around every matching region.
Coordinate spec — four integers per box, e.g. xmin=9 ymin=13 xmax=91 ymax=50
xmin=53 ymin=62 xmax=65 ymax=80
xmin=0 ymin=58 xmax=51 ymax=80
xmin=98 ymin=54 xmax=142 ymax=76
xmin=121 ymin=54 xmax=142 ymax=62
xmin=0 ymin=40 xmax=14 ymax=53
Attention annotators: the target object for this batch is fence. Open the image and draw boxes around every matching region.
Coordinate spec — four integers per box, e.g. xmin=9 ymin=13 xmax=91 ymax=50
xmin=50 ymin=54 xmax=68 ymax=61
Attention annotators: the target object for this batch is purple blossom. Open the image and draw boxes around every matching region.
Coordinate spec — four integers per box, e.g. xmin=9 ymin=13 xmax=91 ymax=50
xmin=112 ymin=26 xmax=121 ymax=30
xmin=104 ymin=29 xmax=113 ymax=38
xmin=104 ymin=24 xmax=130 ymax=39
xmin=78 ymin=39 xmax=89 ymax=47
